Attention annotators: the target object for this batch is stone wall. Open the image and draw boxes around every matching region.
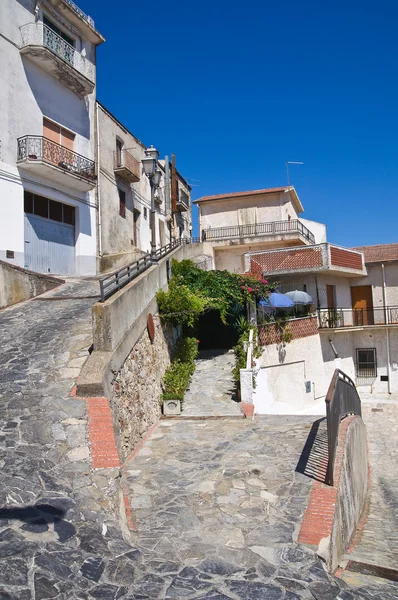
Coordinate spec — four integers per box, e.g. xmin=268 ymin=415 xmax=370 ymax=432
xmin=110 ymin=319 xmax=180 ymax=462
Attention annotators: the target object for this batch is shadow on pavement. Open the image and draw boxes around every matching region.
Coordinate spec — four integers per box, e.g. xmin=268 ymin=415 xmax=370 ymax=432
xmin=295 ymin=417 xmax=328 ymax=483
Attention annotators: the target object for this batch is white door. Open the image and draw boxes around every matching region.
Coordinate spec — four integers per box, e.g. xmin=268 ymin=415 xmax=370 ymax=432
xmin=24 ymin=213 xmax=75 ymax=275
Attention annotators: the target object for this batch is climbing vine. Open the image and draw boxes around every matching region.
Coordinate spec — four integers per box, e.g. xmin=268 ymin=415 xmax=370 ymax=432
xmin=156 ymin=259 xmax=273 ymax=326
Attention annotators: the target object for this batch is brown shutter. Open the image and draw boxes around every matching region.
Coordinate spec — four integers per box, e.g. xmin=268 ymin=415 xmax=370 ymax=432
xmin=43 ymin=118 xmax=60 ymax=143
xmin=61 ymin=128 xmax=75 ymax=151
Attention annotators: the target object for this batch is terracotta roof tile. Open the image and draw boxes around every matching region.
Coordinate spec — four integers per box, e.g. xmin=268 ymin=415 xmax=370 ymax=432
xmin=352 ymin=244 xmax=398 ymax=264
xmin=193 ymin=187 xmax=289 ymax=204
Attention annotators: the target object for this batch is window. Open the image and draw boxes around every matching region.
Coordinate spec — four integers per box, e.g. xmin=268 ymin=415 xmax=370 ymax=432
xmin=43 ymin=16 xmax=75 ymax=65
xmin=43 ymin=118 xmax=75 ymax=150
xmin=49 ymin=200 xmax=63 ymax=222
xmin=24 ymin=191 xmax=75 ymax=226
xmin=118 ymin=189 xmax=126 ymax=218
xmin=144 ymin=207 xmax=148 ymax=219
xmin=43 ymin=16 xmax=75 ymax=46
xmin=116 ymin=139 xmax=123 ymax=167
xmin=356 ymin=348 xmax=377 ymax=378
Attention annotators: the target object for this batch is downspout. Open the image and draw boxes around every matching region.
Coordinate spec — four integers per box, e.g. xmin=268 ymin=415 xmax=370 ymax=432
xmin=95 ymin=103 xmax=102 ymax=257
xmin=382 ymin=262 xmax=391 ymax=393
xmin=164 ymin=156 xmax=171 ymax=242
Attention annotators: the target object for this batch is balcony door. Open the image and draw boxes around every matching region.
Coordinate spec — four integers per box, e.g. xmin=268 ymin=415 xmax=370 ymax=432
xmin=43 ymin=118 xmax=75 ymax=168
xmin=351 ymin=285 xmax=374 ymax=325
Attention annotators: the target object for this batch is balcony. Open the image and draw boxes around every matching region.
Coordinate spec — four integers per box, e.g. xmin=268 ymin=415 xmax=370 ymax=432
xmin=17 ymin=136 xmax=96 ymax=192
xmin=245 ymin=243 xmax=367 ymax=278
xmin=113 ymin=150 xmax=140 ymax=183
xmin=176 ymin=194 xmax=189 ymax=212
xmin=19 ymin=23 xmax=95 ymax=97
xmin=318 ymin=307 xmax=398 ymax=329
xmin=202 ymin=219 xmax=315 ymax=245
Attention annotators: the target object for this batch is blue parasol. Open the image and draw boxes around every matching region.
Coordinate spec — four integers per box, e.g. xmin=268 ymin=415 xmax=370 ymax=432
xmin=259 ymin=292 xmax=295 ymax=309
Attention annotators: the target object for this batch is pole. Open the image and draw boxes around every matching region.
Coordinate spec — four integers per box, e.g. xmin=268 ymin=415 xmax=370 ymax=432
xmin=150 ymin=177 xmax=156 ymax=258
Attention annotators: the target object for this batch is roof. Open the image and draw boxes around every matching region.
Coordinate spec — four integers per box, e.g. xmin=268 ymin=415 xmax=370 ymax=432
xmin=352 ymin=244 xmax=398 ymax=264
xmin=193 ymin=186 xmax=303 ymax=213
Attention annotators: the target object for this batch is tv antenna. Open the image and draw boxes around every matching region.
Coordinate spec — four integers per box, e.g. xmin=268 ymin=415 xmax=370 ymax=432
xmin=286 ymin=161 xmax=303 ymax=185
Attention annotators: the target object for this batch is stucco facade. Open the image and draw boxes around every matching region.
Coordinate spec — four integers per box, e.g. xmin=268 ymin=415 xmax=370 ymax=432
xmin=250 ymin=248 xmax=398 ymax=412
xmin=194 ymin=187 xmax=326 ymax=272
xmin=96 ymin=103 xmax=193 ymax=273
xmin=0 ymin=0 xmax=103 ymax=275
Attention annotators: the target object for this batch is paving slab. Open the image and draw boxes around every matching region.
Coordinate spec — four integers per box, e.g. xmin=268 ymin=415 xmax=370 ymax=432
xmin=1 ymin=280 xmax=397 ymax=598
xmin=123 ymin=417 xmax=398 ymax=598
xmin=183 ymin=350 xmax=243 ymax=417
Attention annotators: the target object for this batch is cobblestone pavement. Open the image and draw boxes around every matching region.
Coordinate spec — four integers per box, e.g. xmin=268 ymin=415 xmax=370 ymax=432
xmin=342 ymin=401 xmax=398 ymax=582
xmin=0 ymin=280 xmax=140 ymax=599
xmin=182 ymin=350 xmax=243 ymax=417
xmin=123 ymin=417 xmax=398 ymax=599
xmin=1 ymin=282 xmax=397 ymax=599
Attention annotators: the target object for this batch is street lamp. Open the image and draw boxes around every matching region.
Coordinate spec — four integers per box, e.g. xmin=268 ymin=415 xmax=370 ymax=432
xmin=142 ymin=146 xmax=161 ymax=258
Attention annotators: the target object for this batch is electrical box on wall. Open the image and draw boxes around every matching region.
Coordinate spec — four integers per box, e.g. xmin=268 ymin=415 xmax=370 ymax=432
xmin=305 ymin=381 xmax=312 ymax=393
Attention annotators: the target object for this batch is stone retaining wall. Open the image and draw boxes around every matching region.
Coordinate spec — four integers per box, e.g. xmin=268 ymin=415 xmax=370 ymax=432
xmin=110 ymin=319 xmax=179 ymax=462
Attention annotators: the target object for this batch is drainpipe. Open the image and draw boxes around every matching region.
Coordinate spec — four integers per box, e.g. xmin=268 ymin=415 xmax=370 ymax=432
xmin=95 ymin=103 xmax=102 ymax=257
xmin=382 ymin=263 xmax=391 ymax=393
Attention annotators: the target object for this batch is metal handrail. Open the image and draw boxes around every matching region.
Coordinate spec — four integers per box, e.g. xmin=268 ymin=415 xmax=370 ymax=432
xmin=64 ymin=0 xmax=95 ymax=27
xmin=202 ymin=219 xmax=315 ymax=244
xmin=318 ymin=306 xmax=398 ymax=329
xmin=113 ymin=149 xmax=141 ymax=179
xmin=325 ymin=369 xmax=362 ymax=485
xmin=99 ymin=237 xmax=201 ymax=302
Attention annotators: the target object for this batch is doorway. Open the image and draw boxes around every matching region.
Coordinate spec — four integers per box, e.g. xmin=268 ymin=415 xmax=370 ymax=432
xmin=351 ymin=286 xmax=374 ymax=325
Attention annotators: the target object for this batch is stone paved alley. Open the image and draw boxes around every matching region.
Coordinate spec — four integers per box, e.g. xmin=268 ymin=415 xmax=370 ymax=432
xmin=182 ymin=351 xmax=242 ymax=417
xmin=0 ymin=281 xmax=397 ymax=598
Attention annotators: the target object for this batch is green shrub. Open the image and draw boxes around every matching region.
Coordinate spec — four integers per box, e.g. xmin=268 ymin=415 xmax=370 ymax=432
xmin=162 ymin=359 xmax=194 ymax=397
xmin=175 ymin=336 xmax=199 ymax=364
xmin=156 ymin=281 xmax=207 ymax=327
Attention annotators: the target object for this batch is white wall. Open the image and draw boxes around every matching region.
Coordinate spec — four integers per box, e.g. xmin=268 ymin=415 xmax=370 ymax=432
xmin=254 ymin=325 xmax=398 ymax=414
xmin=254 ymin=332 xmax=330 ymax=415
xmin=199 ymin=191 xmax=297 ymax=230
xmin=0 ymin=0 xmax=98 ymax=275
xmin=300 ymin=218 xmax=327 ymax=244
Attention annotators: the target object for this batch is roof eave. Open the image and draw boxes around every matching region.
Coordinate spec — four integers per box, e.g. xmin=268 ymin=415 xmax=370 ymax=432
xmin=285 ymin=186 xmax=304 ymax=213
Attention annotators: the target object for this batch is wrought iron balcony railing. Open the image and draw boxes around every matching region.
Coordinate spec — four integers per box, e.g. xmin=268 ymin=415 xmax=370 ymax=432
xmin=64 ymin=0 xmax=95 ymax=27
xmin=318 ymin=307 xmax=398 ymax=329
xmin=202 ymin=219 xmax=315 ymax=244
xmin=20 ymin=23 xmax=95 ymax=83
xmin=114 ymin=149 xmax=140 ymax=182
xmin=17 ymin=136 xmax=96 ymax=182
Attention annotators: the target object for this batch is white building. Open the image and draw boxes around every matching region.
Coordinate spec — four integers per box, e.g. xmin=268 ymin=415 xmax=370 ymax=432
xmin=96 ymin=102 xmax=193 ymax=273
xmin=244 ymin=243 xmax=398 ymax=413
xmin=0 ymin=0 xmax=104 ymax=276
xmin=195 ymin=186 xmax=326 ymax=273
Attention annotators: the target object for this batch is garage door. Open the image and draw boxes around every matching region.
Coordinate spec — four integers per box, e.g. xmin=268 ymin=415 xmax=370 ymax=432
xmin=24 ymin=191 xmax=75 ymax=275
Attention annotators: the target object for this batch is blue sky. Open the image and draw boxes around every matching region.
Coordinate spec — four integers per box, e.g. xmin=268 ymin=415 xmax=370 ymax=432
xmin=80 ymin=0 xmax=398 ymax=245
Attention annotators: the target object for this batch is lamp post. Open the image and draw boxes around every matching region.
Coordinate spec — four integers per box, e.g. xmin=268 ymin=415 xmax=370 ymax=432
xmin=142 ymin=146 xmax=161 ymax=258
